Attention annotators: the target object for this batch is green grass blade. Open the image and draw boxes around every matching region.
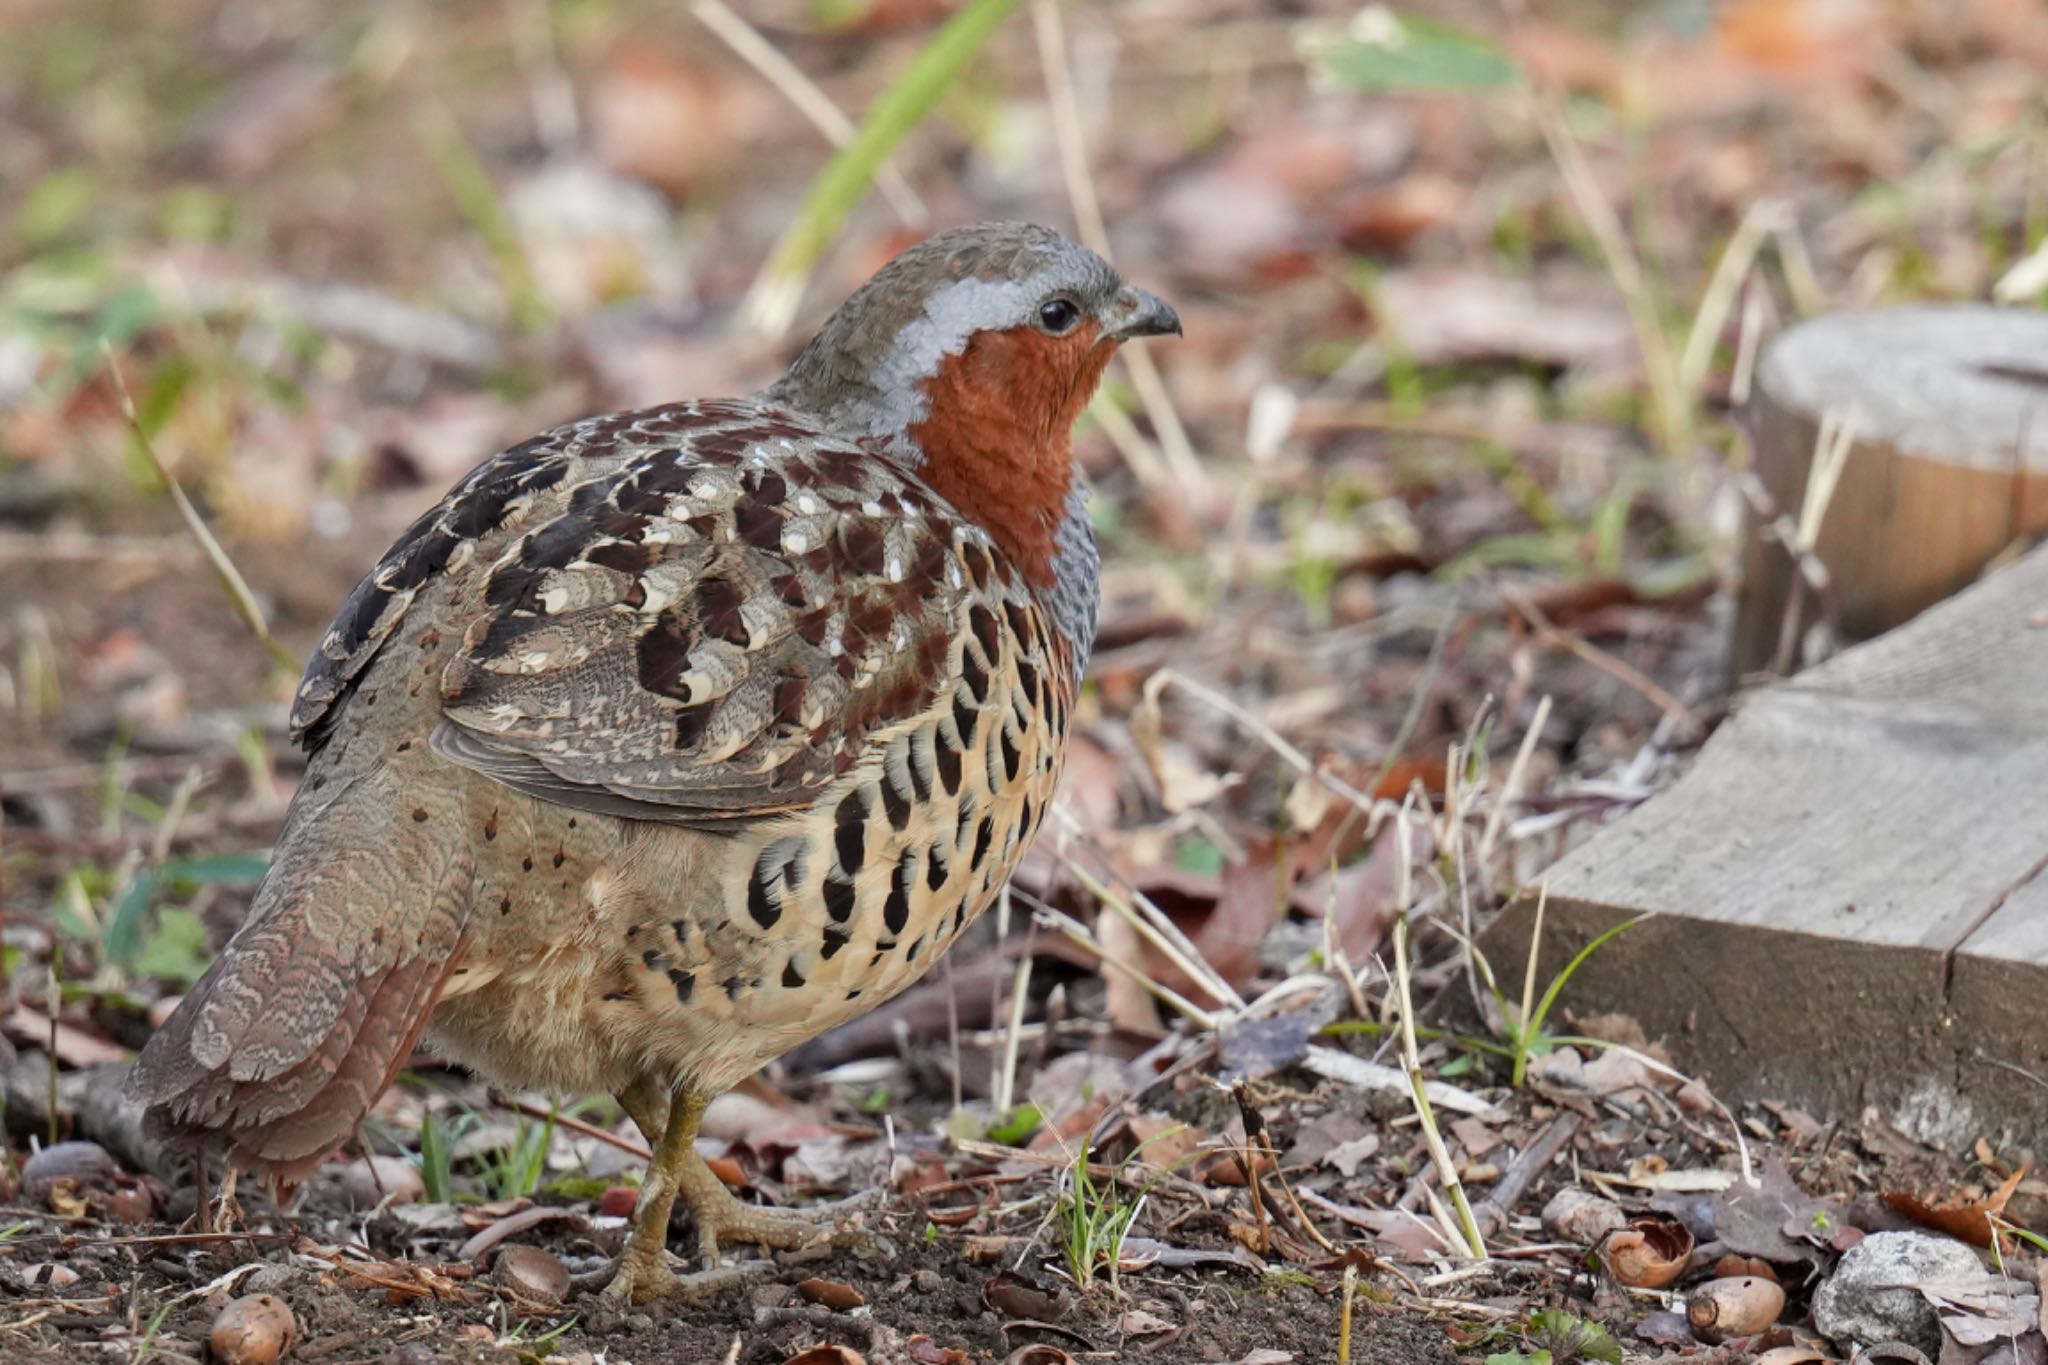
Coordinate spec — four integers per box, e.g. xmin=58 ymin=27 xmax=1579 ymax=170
xmin=742 ymin=0 xmax=1021 ymax=335
xmin=1512 ymin=913 xmax=1648 ymax=1087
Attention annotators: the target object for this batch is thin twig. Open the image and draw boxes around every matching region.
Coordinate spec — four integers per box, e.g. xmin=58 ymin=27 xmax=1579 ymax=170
xmin=1677 ymin=199 xmax=1784 ymax=407
xmin=492 ymin=1093 xmax=652 ymax=1161
xmin=1499 ymin=587 xmax=1698 ymax=740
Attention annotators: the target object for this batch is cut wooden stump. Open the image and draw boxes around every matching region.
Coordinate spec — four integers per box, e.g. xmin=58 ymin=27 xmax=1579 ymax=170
xmin=1484 ymin=542 xmax=2048 ymax=1148
xmin=1733 ymin=306 xmax=2048 ymax=681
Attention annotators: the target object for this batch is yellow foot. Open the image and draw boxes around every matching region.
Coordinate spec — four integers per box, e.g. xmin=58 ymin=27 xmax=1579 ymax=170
xmin=684 ymin=1173 xmax=882 ymax=1267
xmin=582 ymin=1251 xmax=770 ymax=1307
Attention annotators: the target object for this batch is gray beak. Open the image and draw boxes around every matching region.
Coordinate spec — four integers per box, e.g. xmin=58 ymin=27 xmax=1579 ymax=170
xmin=1104 ymin=287 xmax=1181 ymax=341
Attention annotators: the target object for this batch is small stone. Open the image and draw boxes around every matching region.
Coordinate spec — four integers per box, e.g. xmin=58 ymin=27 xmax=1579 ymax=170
xmin=1813 ymin=1230 xmax=1978 ymax=1358
xmin=750 ymin=1281 xmax=793 ymax=1310
xmin=597 ymin=1184 xmax=639 ymax=1217
xmin=913 ymin=1269 xmax=945 ymax=1294
xmin=491 ymin=1244 xmax=570 ymax=1303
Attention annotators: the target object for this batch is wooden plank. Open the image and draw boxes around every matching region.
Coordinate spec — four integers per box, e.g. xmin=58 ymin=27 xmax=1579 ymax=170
xmin=1483 ymin=544 xmax=2048 ymax=1145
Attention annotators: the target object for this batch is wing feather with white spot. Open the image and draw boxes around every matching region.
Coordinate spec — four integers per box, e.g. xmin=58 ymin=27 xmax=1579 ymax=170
xmin=429 ymin=415 xmax=1021 ymax=827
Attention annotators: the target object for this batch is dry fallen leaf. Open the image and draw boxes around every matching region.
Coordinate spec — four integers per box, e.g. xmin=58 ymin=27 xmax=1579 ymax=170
xmin=1881 ymin=1163 xmax=2028 ymax=1248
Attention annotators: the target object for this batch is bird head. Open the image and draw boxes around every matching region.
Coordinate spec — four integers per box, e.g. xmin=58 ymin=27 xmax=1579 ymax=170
xmin=767 ymin=222 xmax=1178 ymax=598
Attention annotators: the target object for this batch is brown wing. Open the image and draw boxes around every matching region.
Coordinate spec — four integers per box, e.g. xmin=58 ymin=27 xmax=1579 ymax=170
xmin=427 ymin=416 xmax=1008 ymax=827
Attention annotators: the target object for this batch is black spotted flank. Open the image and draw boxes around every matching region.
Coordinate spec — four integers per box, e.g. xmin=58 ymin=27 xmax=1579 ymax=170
xmin=885 ymin=849 xmax=917 ymax=936
xmin=1016 ymin=658 xmax=1041 ymax=711
xmin=933 ymin=723 xmax=962 ymax=795
xmin=958 ymin=646 xmax=989 ymax=703
xmin=952 ymin=693 xmax=978 ymax=745
xmin=820 ymin=924 xmax=850 ymax=959
xmin=999 ymin=725 xmax=1022 ymax=783
xmin=925 ymin=843 xmax=949 ymax=892
xmin=971 ymin=815 xmax=994 ymax=871
xmin=968 ymin=604 xmax=1001 ymax=661
xmin=747 ymin=862 xmax=781 ymax=930
xmin=880 ymin=765 xmax=912 ymax=831
xmin=1003 ymin=599 xmax=1035 ymax=648
xmin=834 ymin=790 xmax=868 ymax=874
xmin=907 ymin=731 xmax=934 ymax=803
xmin=823 ymin=875 xmax=856 ymax=924
xmin=781 ymin=959 xmax=805 ymax=989
xmin=721 ymin=975 xmax=746 ymax=1002
xmin=670 ymin=968 xmax=695 ymax=1003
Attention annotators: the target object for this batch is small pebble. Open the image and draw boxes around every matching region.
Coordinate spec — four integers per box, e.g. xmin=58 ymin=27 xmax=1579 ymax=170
xmin=492 ymin=1244 xmax=570 ymax=1303
xmin=750 ymin=1282 xmax=794 ymax=1310
xmin=597 ymin=1185 xmax=638 ymax=1218
xmin=913 ymin=1269 xmax=944 ymax=1294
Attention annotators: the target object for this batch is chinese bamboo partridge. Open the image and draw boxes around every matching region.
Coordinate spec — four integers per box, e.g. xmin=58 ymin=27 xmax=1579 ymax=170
xmin=129 ymin=222 xmax=1178 ymax=1303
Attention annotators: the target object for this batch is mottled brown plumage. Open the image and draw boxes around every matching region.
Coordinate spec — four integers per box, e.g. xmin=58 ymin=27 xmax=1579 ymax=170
xmin=130 ymin=222 xmax=1177 ymax=1303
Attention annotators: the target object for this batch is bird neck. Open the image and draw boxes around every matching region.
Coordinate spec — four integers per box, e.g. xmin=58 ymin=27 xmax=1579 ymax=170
xmin=767 ymin=325 xmax=1107 ymax=666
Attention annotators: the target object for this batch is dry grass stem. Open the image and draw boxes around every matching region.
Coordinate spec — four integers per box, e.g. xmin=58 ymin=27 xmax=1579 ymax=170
xmin=1478 ymin=694 xmax=1551 ymax=870
xmin=1051 ymin=813 xmax=1245 ymax=1010
xmin=1147 ymin=669 xmax=1386 ymax=820
xmin=101 ymin=345 xmax=296 ymax=674
xmin=993 ymin=949 xmax=1034 ymax=1120
xmin=1678 ymin=199 xmax=1784 ymax=406
xmin=1392 ymin=805 xmax=1487 ymax=1259
xmin=1031 ymin=0 xmax=1204 ymax=494
xmin=1527 ymin=88 xmax=1687 ymax=454
xmin=1027 ymin=897 xmax=1220 ymax=1030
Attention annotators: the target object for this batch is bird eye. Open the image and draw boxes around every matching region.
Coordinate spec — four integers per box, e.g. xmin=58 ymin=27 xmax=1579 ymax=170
xmin=1036 ymin=297 xmax=1081 ymax=335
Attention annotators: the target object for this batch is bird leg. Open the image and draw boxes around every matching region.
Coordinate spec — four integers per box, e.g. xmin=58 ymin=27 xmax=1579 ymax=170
xmin=193 ymin=1162 xmax=245 ymax=1234
xmin=591 ymin=1078 xmax=873 ymax=1305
